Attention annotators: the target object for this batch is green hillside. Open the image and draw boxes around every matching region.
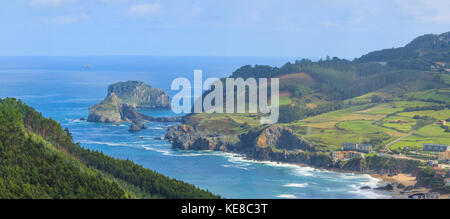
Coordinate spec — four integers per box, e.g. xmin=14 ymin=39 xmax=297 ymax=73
xmin=186 ymin=31 xmax=450 ymax=154
xmin=0 ymin=98 xmax=219 ymax=199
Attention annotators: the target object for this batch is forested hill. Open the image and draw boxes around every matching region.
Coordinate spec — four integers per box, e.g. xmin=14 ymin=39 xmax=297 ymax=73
xmin=0 ymin=98 xmax=219 ymax=199
xmin=356 ymin=31 xmax=450 ymax=69
xmin=227 ymin=31 xmax=449 ymax=103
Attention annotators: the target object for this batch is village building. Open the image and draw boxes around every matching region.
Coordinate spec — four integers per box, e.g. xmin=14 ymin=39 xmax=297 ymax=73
xmin=343 ymin=143 xmax=358 ymax=151
xmin=431 ymin=62 xmax=447 ymax=72
xmin=433 ymin=166 xmax=447 ymax=178
xmin=438 ymin=151 xmax=450 ymax=161
xmin=434 ymin=62 xmax=446 ymax=67
xmin=423 ymin=144 xmax=450 ymax=152
xmin=358 ymin=144 xmax=372 ymax=153
xmin=437 ymin=120 xmax=447 ymax=126
xmin=427 ymin=160 xmax=439 ymax=166
xmin=331 ymin=151 xmax=365 ymax=162
xmin=343 ymin=143 xmax=372 ymax=153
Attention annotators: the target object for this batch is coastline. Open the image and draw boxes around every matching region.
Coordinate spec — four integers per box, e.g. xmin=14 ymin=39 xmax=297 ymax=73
xmin=370 ymin=173 xmax=450 ymax=199
xmin=189 ymin=148 xmax=399 ymax=199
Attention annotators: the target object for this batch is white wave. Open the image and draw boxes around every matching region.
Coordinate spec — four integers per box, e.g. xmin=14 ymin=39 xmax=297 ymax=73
xmin=52 ymin=97 xmax=103 ymax=103
xmin=276 ymin=194 xmax=297 ymax=199
xmin=80 ymin=140 xmax=136 ymax=147
xmin=284 ymin=183 xmax=308 ymax=188
xmin=221 ymin=164 xmax=250 ymax=170
xmin=11 ymin=94 xmax=59 ymax=99
xmin=143 ymin=147 xmax=173 ymax=156
xmin=347 ymin=176 xmax=392 ymax=199
xmin=147 ymin=127 xmax=164 ymax=130
xmin=349 ymin=187 xmax=391 ymax=199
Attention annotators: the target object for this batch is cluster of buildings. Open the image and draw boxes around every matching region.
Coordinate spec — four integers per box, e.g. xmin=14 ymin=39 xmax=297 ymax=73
xmin=437 ymin=120 xmax=447 ymax=126
xmin=424 ymin=144 xmax=450 ymax=152
xmin=331 ymin=143 xmax=373 ymax=162
xmin=331 ymin=151 xmax=365 ymax=162
xmin=423 ymin=144 xmax=450 ymax=162
xmin=430 ymin=61 xmax=450 ymax=72
xmin=343 ymin=143 xmax=373 ymax=153
xmin=433 ymin=166 xmax=447 ymax=178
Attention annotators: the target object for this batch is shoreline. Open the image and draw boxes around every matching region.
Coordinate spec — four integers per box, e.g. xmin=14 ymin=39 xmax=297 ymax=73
xmin=370 ymin=173 xmax=450 ymax=199
xmin=182 ymin=148 xmax=450 ymax=199
xmin=190 ymin=149 xmax=402 ymax=199
xmin=371 ymin=173 xmax=422 ymax=199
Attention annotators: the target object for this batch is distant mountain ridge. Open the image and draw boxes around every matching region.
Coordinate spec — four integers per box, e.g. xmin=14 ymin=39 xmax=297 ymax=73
xmin=356 ymin=31 xmax=450 ymax=67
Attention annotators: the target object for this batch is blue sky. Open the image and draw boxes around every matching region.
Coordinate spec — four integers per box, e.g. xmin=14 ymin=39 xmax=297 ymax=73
xmin=0 ymin=0 xmax=449 ymax=58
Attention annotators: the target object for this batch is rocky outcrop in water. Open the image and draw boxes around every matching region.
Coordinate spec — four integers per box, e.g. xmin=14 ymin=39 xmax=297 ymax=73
xmin=129 ymin=120 xmax=147 ymax=132
xmin=88 ymin=82 xmax=180 ymax=131
xmin=88 ymin=94 xmax=180 ymax=124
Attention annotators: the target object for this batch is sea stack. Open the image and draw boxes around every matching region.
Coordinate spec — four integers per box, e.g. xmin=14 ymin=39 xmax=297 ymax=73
xmin=88 ymin=81 xmax=171 ymax=123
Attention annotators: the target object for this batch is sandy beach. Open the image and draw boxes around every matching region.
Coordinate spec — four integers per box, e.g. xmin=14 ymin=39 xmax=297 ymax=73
xmin=371 ymin=173 xmax=450 ymax=199
xmin=372 ymin=174 xmax=417 ymax=186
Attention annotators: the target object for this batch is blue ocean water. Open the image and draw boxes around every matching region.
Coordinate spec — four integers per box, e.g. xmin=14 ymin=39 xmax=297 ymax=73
xmin=0 ymin=56 xmax=391 ymax=199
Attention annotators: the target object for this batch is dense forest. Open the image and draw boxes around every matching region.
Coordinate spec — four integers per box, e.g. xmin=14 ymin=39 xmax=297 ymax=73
xmin=0 ymin=98 xmax=219 ymax=199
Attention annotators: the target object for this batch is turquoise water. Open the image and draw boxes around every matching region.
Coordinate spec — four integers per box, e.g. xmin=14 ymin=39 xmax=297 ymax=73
xmin=0 ymin=56 xmax=390 ymax=199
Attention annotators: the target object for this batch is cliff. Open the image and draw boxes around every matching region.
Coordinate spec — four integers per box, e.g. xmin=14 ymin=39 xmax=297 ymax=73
xmin=108 ymin=81 xmax=170 ymax=109
xmin=165 ymin=124 xmax=319 ymax=163
xmin=88 ymin=82 xmax=179 ymax=128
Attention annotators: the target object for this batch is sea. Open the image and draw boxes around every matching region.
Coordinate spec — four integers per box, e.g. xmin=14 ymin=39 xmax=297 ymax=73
xmin=0 ymin=56 xmax=391 ymax=199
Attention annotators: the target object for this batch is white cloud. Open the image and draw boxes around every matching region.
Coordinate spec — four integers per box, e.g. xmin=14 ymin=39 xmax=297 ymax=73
xmin=127 ymin=3 xmax=163 ymax=17
xmin=46 ymin=14 xmax=90 ymax=24
xmin=395 ymin=0 xmax=450 ymax=24
xmin=28 ymin=0 xmax=72 ymax=8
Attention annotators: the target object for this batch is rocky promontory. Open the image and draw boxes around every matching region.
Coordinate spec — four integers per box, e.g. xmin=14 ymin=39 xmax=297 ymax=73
xmin=88 ymin=93 xmax=124 ymax=123
xmin=88 ymin=81 xmax=180 ymax=130
xmin=165 ymin=124 xmax=317 ymax=162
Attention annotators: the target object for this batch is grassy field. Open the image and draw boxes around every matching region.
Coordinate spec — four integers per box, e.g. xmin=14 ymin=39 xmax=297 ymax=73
xmin=391 ymin=124 xmax=450 ymax=151
xmin=286 ymin=99 xmax=449 ymax=151
xmin=406 ymin=88 xmax=450 ymax=103
xmin=398 ymin=109 xmax=450 ymax=120
xmin=186 ymin=86 xmax=449 ymax=153
xmin=380 ymin=115 xmax=416 ymax=132
xmin=279 ymin=96 xmax=292 ymax=106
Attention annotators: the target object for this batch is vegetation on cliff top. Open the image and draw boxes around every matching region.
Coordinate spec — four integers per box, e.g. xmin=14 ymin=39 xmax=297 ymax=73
xmin=0 ymin=98 xmax=219 ymax=199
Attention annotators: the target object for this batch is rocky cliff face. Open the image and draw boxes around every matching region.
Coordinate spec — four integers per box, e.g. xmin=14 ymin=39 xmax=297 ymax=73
xmin=165 ymin=124 xmax=234 ymax=151
xmin=88 ymin=97 xmax=180 ymax=123
xmin=254 ymin=126 xmax=310 ymax=151
xmin=108 ymin=81 xmax=170 ymax=109
xmin=165 ymin=124 xmax=317 ymax=163
xmin=88 ymin=93 xmax=123 ymax=123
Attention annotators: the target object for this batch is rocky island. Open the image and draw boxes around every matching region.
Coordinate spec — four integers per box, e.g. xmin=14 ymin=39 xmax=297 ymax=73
xmin=88 ymin=81 xmax=180 ymax=131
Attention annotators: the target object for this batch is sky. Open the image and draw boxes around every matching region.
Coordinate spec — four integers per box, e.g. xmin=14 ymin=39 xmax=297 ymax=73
xmin=0 ymin=0 xmax=449 ymax=59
